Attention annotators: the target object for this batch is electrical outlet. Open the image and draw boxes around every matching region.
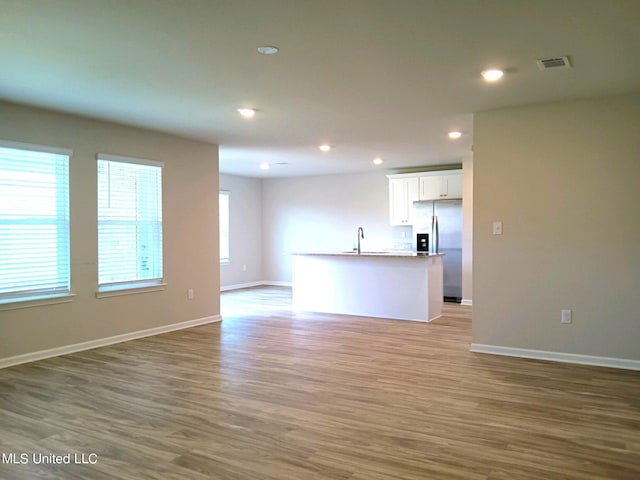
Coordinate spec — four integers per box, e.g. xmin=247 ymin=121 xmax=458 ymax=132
xmin=561 ymin=309 xmax=572 ymax=324
xmin=493 ymin=221 xmax=503 ymax=235
xmin=187 ymin=288 xmax=194 ymax=300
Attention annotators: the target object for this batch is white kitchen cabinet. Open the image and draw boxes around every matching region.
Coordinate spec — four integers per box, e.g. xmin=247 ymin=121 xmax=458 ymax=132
xmin=388 ymin=177 xmax=419 ymax=225
xmin=419 ymin=170 xmax=463 ymax=200
xmin=388 ymin=169 xmax=462 ymax=226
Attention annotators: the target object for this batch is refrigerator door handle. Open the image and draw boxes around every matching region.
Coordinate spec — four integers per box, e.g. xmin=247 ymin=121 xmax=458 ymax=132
xmin=434 ymin=215 xmax=439 ymax=253
xmin=429 ymin=215 xmax=436 ymax=253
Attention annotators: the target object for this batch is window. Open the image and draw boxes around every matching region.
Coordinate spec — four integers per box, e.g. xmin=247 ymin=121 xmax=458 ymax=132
xmin=0 ymin=141 xmax=71 ymax=304
xmin=219 ymin=191 xmax=229 ymax=263
xmin=97 ymin=154 xmax=163 ymax=292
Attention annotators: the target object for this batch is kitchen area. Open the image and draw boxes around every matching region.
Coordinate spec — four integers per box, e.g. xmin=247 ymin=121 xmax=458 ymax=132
xmin=221 ymin=162 xmax=473 ymax=318
xmin=291 ymin=168 xmax=466 ymax=322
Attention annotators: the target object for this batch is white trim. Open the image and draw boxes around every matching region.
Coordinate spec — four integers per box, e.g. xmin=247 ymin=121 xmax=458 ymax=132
xmin=220 ymin=280 xmax=292 ymax=292
xmin=97 ymin=153 xmax=164 ymax=168
xmin=96 ymin=282 xmax=167 ymax=298
xmin=0 ymin=139 xmax=72 ymax=156
xmin=0 ymin=293 xmax=76 ymax=311
xmin=387 ymin=169 xmax=462 ymax=180
xmin=461 ymin=299 xmax=473 ymax=306
xmin=263 ymin=281 xmax=292 ymax=287
xmin=220 ymin=281 xmax=264 ymax=291
xmin=470 ymin=343 xmax=640 ymax=371
xmin=0 ymin=314 xmax=221 ymax=370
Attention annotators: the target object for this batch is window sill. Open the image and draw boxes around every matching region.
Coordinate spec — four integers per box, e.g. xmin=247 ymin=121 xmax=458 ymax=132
xmin=0 ymin=293 xmax=76 ymax=311
xmin=96 ymin=282 xmax=167 ymax=299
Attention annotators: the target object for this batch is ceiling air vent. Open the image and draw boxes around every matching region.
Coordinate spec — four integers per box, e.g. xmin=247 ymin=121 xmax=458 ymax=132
xmin=536 ymin=56 xmax=571 ymax=70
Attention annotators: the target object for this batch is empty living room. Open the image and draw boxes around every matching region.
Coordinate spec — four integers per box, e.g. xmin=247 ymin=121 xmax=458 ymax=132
xmin=1 ymin=1 xmax=640 ymax=479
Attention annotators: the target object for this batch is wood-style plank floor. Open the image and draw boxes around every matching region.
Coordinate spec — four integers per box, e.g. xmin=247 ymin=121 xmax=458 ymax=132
xmin=1 ymin=286 xmax=639 ymax=479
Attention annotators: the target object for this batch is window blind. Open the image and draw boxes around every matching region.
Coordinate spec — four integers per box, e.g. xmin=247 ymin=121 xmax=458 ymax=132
xmin=0 ymin=143 xmax=71 ymax=301
xmin=97 ymin=155 xmax=163 ymax=289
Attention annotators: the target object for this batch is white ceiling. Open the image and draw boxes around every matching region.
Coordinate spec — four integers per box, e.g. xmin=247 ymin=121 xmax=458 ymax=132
xmin=1 ymin=0 xmax=639 ymax=178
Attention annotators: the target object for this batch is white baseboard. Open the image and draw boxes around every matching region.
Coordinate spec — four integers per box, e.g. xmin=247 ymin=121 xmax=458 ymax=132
xmin=263 ymin=281 xmax=292 ymax=287
xmin=0 ymin=314 xmax=222 ymax=370
xmin=221 ymin=281 xmax=292 ymax=291
xmin=461 ymin=299 xmax=473 ymax=306
xmin=470 ymin=343 xmax=640 ymax=371
xmin=220 ymin=281 xmax=264 ymax=291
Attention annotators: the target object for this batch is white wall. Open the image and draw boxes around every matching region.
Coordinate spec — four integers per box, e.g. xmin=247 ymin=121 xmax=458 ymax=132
xmin=219 ymin=174 xmax=263 ymax=288
xmin=262 ymin=171 xmax=406 ymax=283
xmin=473 ymin=92 xmax=640 ymax=362
xmin=0 ymin=101 xmax=220 ymax=362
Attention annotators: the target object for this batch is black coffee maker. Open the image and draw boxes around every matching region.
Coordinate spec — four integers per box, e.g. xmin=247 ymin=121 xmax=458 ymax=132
xmin=416 ymin=233 xmax=429 ymax=253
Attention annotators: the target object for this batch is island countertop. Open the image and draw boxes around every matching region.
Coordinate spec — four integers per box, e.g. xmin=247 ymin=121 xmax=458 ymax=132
xmin=292 ymin=251 xmax=444 ymax=258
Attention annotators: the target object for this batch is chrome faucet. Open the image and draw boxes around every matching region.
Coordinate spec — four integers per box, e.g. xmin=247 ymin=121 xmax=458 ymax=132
xmin=356 ymin=226 xmax=364 ymax=254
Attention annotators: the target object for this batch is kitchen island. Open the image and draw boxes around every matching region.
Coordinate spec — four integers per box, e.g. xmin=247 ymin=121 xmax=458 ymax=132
xmin=292 ymin=252 xmax=443 ymax=322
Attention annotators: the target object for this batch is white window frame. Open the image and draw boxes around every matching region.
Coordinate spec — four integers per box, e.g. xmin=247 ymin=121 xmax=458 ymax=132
xmin=0 ymin=140 xmax=73 ymax=309
xmin=96 ymin=154 xmax=165 ymax=297
xmin=219 ymin=190 xmax=230 ymax=264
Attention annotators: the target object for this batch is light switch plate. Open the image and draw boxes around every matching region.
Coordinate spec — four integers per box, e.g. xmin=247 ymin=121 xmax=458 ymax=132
xmin=492 ymin=221 xmax=503 ymax=235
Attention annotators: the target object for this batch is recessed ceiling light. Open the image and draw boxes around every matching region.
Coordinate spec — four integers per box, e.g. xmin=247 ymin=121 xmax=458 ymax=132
xmin=257 ymin=46 xmax=279 ymax=55
xmin=319 ymin=144 xmax=331 ymax=152
xmin=237 ymin=108 xmax=256 ymax=118
xmin=481 ymin=69 xmax=504 ymax=82
xmin=448 ymin=131 xmax=463 ymax=139
xmin=373 ymin=157 xmax=383 ymax=165
xmin=259 ymin=162 xmax=270 ymax=170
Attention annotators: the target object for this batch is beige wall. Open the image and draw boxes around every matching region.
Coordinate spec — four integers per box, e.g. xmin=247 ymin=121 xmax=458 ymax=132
xmin=473 ymin=93 xmax=640 ymax=361
xmin=462 ymin=156 xmax=473 ymax=304
xmin=0 ymin=102 xmax=220 ymax=361
xmin=219 ymin=173 xmax=263 ymax=288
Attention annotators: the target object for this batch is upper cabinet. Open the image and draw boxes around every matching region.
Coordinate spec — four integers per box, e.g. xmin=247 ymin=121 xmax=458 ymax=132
xmin=388 ymin=169 xmax=462 ymax=225
xmin=419 ymin=170 xmax=463 ymax=200
xmin=388 ymin=177 xmax=419 ymax=225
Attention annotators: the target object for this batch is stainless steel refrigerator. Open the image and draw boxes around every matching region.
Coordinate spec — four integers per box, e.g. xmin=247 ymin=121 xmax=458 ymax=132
xmin=413 ymin=199 xmax=462 ymax=302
